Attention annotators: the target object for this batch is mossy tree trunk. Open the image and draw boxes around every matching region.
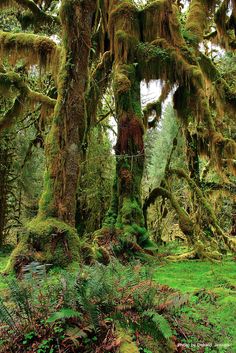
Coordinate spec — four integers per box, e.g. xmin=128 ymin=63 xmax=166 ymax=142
xmin=39 ymin=0 xmax=97 ymax=226
xmin=0 ymin=135 xmax=11 ymax=248
xmin=112 ymin=65 xmax=146 ymax=244
xmin=6 ymin=0 xmax=97 ymax=271
xmin=102 ymin=2 xmax=150 ymax=251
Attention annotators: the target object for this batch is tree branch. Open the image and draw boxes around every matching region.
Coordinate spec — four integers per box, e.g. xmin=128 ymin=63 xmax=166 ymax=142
xmin=0 ymin=72 xmax=56 ymax=132
xmin=0 ymin=31 xmax=60 ymax=70
xmin=0 ymin=0 xmax=59 ymax=26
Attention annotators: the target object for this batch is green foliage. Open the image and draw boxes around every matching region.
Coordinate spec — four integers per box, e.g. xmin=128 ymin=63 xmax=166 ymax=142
xmin=137 ymin=42 xmax=170 ymax=62
xmin=46 ymin=308 xmax=82 ymax=323
xmin=147 ymin=103 xmax=182 ymax=188
xmin=142 ymin=310 xmax=173 ymax=340
xmin=77 ymin=126 xmax=115 ymax=234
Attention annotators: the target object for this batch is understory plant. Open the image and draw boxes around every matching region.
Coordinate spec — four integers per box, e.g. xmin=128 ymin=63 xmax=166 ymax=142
xmin=0 ymin=259 xmax=230 ymax=353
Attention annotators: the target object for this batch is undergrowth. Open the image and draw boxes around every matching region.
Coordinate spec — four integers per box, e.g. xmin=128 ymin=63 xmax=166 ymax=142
xmin=0 ymin=251 xmax=235 ymax=353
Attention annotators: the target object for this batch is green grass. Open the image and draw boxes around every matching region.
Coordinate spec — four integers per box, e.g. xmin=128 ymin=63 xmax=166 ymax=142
xmin=154 ymin=259 xmax=236 ymax=293
xmin=154 ymin=259 xmax=236 ymax=353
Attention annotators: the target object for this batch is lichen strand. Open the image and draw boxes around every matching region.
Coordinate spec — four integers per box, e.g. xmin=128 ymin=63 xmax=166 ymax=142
xmin=141 ymin=0 xmax=183 ymax=46
xmin=0 ymin=31 xmax=60 ymax=74
xmin=5 ymin=218 xmax=80 ymax=272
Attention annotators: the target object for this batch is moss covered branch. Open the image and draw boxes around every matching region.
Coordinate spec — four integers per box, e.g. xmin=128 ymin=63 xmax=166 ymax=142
xmin=170 ymin=168 xmax=236 ymax=252
xmin=185 ymin=0 xmax=216 ymax=45
xmin=0 ymin=0 xmax=59 ymax=26
xmin=0 ymin=72 xmax=56 ymax=132
xmin=0 ymin=31 xmax=60 ymax=71
xmin=143 ymin=186 xmax=194 ymax=244
xmin=86 ymin=51 xmax=113 ymax=128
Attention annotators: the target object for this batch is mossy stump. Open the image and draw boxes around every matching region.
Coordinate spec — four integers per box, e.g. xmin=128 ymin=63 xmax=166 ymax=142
xmin=5 ymin=218 xmax=80 ymax=274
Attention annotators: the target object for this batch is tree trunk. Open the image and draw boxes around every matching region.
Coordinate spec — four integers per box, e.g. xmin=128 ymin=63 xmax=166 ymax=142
xmin=6 ymin=0 xmax=97 ymax=271
xmin=39 ymin=0 xmax=97 ymax=226
xmin=113 ymin=65 xmax=146 ymax=243
xmin=102 ymin=2 xmax=150 ymax=250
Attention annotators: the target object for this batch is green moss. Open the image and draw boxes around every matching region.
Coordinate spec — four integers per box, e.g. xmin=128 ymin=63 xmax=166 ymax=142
xmin=185 ymin=0 xmax=208 ymax=44
xmin=5 ymin=218 xmax=80 ymax=272
xmin=0 ymin=30 xmax=59 ymax=70
xmin=117 ymin=197 xmax=143 ymax=226
xmin=116 ymin=327 xmax=139 ymax=353
xmin=38 ymin=170 xmax=55 ymax=218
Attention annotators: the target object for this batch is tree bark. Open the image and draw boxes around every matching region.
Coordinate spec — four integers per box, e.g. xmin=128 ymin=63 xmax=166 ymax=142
xmin=38 ymin=0 xmax=97 ymax=226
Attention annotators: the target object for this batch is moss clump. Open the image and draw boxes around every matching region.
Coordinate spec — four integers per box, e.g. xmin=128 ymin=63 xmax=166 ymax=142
xmin=5 ymin=218 xmax=80 ymax=273
xmin=116 ymin=327 xmax=139 ymax=353
xmin=117 ymin=197 xmax=144 ymax=226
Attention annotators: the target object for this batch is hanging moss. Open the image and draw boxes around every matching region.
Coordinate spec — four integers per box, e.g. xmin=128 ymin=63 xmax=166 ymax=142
xmin=141 ymin=0 xmax=184 ymax=46
xmin=108 ymin=1 xmax=140 ymax=63
xmin=0 ymin=0 xmax=15 ymax=9
xmin=0 ymin=31 xmax=60 ymax=73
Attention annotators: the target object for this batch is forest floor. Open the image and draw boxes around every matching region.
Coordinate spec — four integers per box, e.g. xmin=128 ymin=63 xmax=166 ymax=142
xmin=0 ymin=246 xmax=235 ymax=353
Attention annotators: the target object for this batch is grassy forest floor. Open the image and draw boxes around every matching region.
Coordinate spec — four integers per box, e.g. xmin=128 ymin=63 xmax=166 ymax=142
xmin=0 ymin=245 xmax=235 ymax=353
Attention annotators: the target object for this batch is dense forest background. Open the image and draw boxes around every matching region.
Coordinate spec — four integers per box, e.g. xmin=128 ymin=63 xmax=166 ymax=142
xmin=0 ymin=0 xmax=236 ymax=352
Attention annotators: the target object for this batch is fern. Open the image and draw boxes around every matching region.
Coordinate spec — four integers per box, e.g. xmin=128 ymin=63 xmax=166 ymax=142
xmin=22 ymin=261 xmax=49 ymax=282
xmin=6 ymin=278 xmax=33 ymax=321
xmin=46 ymin=308 xmax=82 ymax=323
xmin=0 ymin=298 xmax=19 ymax=332
xmin=141 ymin=310 xmax=173 ymax=341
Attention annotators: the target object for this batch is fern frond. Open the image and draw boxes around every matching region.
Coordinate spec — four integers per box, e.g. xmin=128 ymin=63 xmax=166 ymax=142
xmin=141 ymin=310 xmax=173 ymax=341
